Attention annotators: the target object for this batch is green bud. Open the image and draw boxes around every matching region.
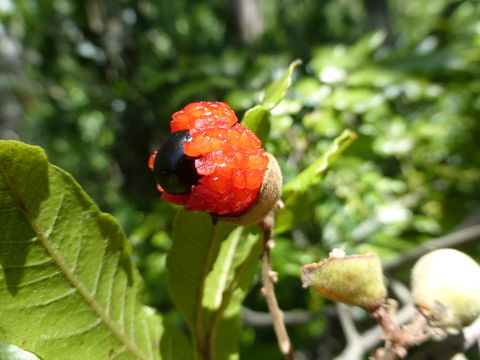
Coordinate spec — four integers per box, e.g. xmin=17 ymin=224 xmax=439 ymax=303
xmin=301 ymin=249 xmax=387 ymax=312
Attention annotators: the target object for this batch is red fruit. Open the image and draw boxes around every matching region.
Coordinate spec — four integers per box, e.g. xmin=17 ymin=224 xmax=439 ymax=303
xmin=170 ymin=101 xmax=238 ymax=132
xmin=150 ymin=101 xmax=270 ymax=217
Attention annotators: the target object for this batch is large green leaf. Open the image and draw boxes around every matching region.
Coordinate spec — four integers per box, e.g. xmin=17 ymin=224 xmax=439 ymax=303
xmin=166 ymin=211 xmax=233 ymax=357
xmin=167 ymin=212 xmax=261 ymax=359
xmin=242 ymin=59 xmax=301 ymax=141
xmin=0 ymin=140 xmax=163 ymax=360
xmin=204 ymin=226 xmax=262 ymax=360
xmin=276 ymin=130 xmax=357 ymax=234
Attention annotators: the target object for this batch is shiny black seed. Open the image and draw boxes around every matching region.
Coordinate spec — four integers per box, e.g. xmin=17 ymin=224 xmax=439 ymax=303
xmin=153 ymin=130 xmax=201 ymax=195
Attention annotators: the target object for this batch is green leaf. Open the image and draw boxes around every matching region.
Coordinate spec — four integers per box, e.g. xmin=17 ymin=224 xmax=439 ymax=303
xmin=159 ymin=315 xmax=193 ymax=360
xmin=166 ymin=210 xmax=234 ymax=356
xmin=167 ymin=214 xmax=262 ymax=359
xmin=275 ymin=192 xmax=314 ymax=235
xmin=262 ymin=59 xmax=302 ymax=109
xmin=202 ymin=227 xmax=245 ymax=311
xmin=242 ymin=106 xmax=271 ymax=142
xmin=309 ymin=32 xmax=385 ymax=83
xmin=242 ymin=59 xmax=301 ymax=141
xmin=283 ymin=129 xmax=357 ymax=195
xmin=205 ymin=226 xmax=262 ymax=360
xmin=276 ymin=130 xmax=357 ymax=234
xmin=0 ymin=140 xmax=162 ymax=360
xmin=348 ymin=31 xmax=386 ymax=63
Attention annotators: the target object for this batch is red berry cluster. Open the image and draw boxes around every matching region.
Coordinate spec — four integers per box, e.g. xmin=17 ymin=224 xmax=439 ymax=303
xmin=149 ymin=102 xmax=268 ymax=216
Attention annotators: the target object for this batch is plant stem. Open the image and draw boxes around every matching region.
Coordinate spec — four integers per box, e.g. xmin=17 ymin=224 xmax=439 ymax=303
xmin=372 ymin=300 xmax=434 ymax=360
xmin=260 ymin=214 xmax=295 ymax=360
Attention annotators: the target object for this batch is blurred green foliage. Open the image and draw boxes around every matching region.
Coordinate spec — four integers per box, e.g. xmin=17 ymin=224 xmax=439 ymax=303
xmin=2 ymin=0 xmax=480 ymax=358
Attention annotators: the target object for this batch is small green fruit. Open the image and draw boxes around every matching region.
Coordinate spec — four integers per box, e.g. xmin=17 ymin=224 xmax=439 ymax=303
xmin=301 ymin=249 xmax=387 ymax=312
xmin=411 ymin=248 xmax=480 ymax=329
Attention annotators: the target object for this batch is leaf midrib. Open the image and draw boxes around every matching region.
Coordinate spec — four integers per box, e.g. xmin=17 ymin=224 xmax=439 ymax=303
xmin=207 ymin=234 xmax=261 ymax=352
xmin=0 ymin=165 xmax=149 ymax=360
xmin=209 ymin=228 xmax=243 ymax=308
xmin=193 ymin=222 xmax=221 ymax=356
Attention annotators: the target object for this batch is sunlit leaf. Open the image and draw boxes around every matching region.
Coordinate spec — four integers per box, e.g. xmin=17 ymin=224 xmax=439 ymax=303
xmin=275 ymin=192 xmax=314 ymax=235
xmin=310 ymin=32 xmax=385 ymax=82
xmin=323 ymin=88 xmax=384 ymax=114
xmin=203 ymin=227 xmax=245 ymax=311
xmin=167 ymin=213 xmax=261 ymax=359
xmin=276 ymin=130 xmax=357 ymax=234
xmin=206 ymin=226 xmax=262 ymax=360
xmin=348 ymin=31 xmax=386 ymax=61
xmin=262 ymin=59 xmax=302 ymax=109
xmin=283 ymin=130 xmax=357 ymax=195
xmin=0 ymin=140 xmax=162 ymax=360
xmin=242 ymin=59 xmax=302 ymax=141
xmin=167 ymin=210 xmax=230 ymax=332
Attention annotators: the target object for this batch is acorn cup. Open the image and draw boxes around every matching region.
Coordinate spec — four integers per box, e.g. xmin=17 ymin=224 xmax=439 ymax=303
xmin=149 ymin=101 xmax=282 ymax=225
xmin=301 ymin=249 xmax=387 ymax=312
xmin=411 ymin=248 xmax=480 ymax=330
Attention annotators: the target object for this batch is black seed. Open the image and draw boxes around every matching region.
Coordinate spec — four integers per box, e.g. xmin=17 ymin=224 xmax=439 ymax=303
xmin=153 ymin=130 xmax=201 ymax=195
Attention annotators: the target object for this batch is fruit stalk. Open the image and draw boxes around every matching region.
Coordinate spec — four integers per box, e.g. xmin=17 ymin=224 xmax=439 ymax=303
xmin=260 ymin=213 xmax=295 ymax=360
xmin=372 ymin=302 xmax=434 ymax=360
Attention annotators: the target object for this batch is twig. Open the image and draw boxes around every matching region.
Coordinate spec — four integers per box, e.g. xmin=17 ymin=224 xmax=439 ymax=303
xmin=383 ymin=224 xmax=480 ymax=272
xmin=389 ymin=279 xmax=412 ymax=306
xmin=335 ymin=304 xmax=364 ymax=360
xmin=336 ymin=304 xmax=480 ymax=360
xmin=242 ymin=307 xmax=316 ymax=327
xmin=337 ymin=304 xmax=361 ymax=344
xmin=464 ymin=316 xmax=480 ymax=349
xmin=372 ymin=302 xmax=435 ymax=360
xmin=335 ymin=303 xmax=415 ymax=360
xmin=260 ymin=214 xmax=295 ymax=360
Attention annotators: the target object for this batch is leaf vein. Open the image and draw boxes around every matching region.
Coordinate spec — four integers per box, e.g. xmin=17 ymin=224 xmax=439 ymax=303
xmin=0 ymin=271 xmax=62 ymax=290
xmin=71 ymin=213 xmax=86 ymax=273
xmin=45 ymin=319 xmax=102 ymax=339
xmin=2 ymin=259 xmax=54 ymax=269
xmin=7 ymin=287 xmax=76 ymax=309
xmin=91 ymin=239 xmax=107 ymax=297
xmin=45 ymin=193 xmax=66 ymax=238
xmin=118 ymin=275 xmax=127 ymax=333
xmin=0 ymin=166 xmax=150 ymax=360
xmin=130 ymin=289 xmax=137 ymax=341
